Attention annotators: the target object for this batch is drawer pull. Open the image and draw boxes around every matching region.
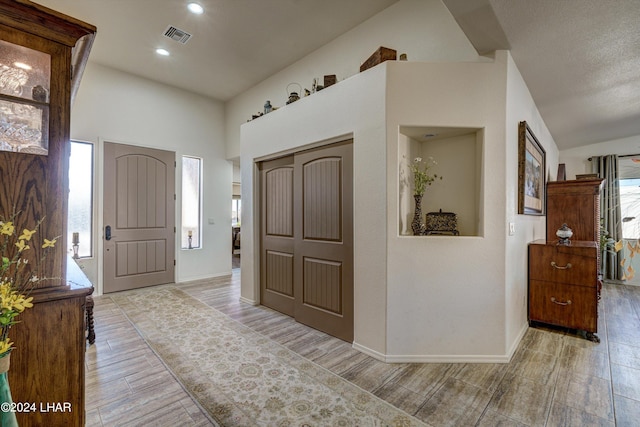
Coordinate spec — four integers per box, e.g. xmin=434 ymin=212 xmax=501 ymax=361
xmin=551 ymin=261 xmax=572 ymax=270
xmin=551 ymin=297 xmax=572 ymax=306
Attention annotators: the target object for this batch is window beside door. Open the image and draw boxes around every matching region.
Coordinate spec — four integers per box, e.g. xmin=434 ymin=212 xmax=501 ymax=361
xmin=68 ymin=141 xmax=93 ymax=258
xmin=181 ymin=155 xmax=202 ymax=249
xmin=620 ymin=178 xmax=640 ymax=239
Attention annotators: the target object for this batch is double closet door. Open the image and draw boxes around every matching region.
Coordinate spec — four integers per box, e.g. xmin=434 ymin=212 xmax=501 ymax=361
xmin=260 ymin=140 xmax=353 ymax=342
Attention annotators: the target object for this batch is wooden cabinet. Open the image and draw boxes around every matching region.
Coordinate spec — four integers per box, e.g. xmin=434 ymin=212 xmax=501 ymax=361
xmin=529 ymin=240 xmax=600 ymax=341
xmin=531 ymin=178 xmax=604 ymax=342
xmin=0 ymin=1 xmax=95 ymax=425
xmin=546 ymin=178 xmax=604 ymax=242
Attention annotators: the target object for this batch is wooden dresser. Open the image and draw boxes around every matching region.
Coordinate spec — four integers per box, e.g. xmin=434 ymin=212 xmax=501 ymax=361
xmin=528 ymin=240 xmax=600 ymax=342
xmin=528 ymin=178 xmax=604 ymax=342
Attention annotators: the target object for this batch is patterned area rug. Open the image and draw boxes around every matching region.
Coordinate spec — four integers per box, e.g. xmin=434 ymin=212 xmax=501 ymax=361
xmin=112 ymin=287 xmax=426 ymax=427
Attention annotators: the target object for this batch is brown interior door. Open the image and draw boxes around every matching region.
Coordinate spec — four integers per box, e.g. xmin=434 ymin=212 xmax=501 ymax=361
xmin=260 ymin=156 xmax=296 ymax=315
xmin=103 ymin=142 xmax=176 ymax=293
xmin=294 ymin=141 xmax=353 ymax=342
xmin=260 ymin=140 xmax=353 ymax=341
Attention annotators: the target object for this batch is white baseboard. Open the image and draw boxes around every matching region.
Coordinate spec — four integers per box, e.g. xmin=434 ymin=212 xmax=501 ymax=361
xmin=352 ymin=341 xmax=387 ymax=362
xmin=353 ymin=334 xmax=526 ymax=364
xmin=178 ymin=271 xmax=232 ymax=284
xmin=384 ymin=353 xmax=512 ymax=364
xmin=507 ymin=322 xmax=529 ymax=361
xmin=239 ymin=296 xmax=258 ymax=306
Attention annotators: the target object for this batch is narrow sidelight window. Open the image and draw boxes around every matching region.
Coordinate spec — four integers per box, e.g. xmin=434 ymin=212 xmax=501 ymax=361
xmin=181 ymin=156 xmax=202 ymax=249
xmin=68 ymin=141 xmax=94 ymax=258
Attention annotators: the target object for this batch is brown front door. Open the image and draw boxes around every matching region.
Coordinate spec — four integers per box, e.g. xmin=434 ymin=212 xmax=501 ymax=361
xmin=103 ymin=142 xmax=176 ymax=293
xmin=260 ymin=140 xmax=353 ymax=341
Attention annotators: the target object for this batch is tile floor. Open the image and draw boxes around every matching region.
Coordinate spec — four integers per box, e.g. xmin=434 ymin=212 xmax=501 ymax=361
xmin=85 ymin=271 xmax=640 ymax=426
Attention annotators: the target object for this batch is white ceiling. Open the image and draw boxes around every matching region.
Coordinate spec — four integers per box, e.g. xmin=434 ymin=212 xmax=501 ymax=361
xmin=33 ymin=0 xmax=640 ymax=151
xmin=33 ymin=0 xmax=398 ymax=101
xmin=445 ymin=0 xmax=640 ymax=150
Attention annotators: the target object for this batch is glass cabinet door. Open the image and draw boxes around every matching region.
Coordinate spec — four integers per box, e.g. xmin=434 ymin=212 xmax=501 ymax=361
xmin=0 ymin=39 xmax=51 ymax=155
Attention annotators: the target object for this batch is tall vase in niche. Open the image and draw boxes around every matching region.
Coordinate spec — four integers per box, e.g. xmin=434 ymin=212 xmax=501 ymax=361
xmin=407 ymin=156 xmax=442 ymax=236
xmin=411 ymin=194 xmax=425 ymax=235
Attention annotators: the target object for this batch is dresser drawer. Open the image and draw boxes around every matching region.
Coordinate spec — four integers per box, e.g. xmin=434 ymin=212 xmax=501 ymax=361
xmin=529 ymin=280 xmax=597 ymax=332
xmin=529 ymin=244 xmax=597 ymax=287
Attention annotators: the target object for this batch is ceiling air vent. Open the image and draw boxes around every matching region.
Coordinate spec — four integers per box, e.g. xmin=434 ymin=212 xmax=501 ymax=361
xmin=163 ymin=25 xmax=192 ymax=44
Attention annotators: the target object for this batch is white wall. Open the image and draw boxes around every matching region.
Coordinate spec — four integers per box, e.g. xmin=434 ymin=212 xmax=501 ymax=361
xmin=225 ymin=0 xmax=484 ymax=160
xmin=422 ymin=133 xmax=479 ymax=236
xmin=237 ymin=0 xmax=555 ymax=362
xmin=385 ymin=57 xmax=509 ymax=360
xmin=504 ymin=53 xmax=559 ymax=354
xmin=238 ymin=0 xmax=488 ymax=360
xmin=242 ymin=51 xmax=554 ymax=362
xmin=559 ymin=134 xmax=640 ymax=179
xmin=241 ymin=66 xmax=388 ymax=354
xmin=70 ymin=63 xmax=231 ymax=292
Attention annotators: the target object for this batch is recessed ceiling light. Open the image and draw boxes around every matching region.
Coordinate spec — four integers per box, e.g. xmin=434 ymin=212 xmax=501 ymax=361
xmin=424 ymin=133 xmax=438 ymax=138
xmin=155 ymin=48 xmax=170 ymax=56
xmin=187 ymin=3 xmax=204 ymax=14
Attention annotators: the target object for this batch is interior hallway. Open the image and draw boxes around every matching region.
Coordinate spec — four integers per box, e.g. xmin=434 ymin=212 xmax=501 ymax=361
xmin=85 ymin=271 xmax=640 ymax=426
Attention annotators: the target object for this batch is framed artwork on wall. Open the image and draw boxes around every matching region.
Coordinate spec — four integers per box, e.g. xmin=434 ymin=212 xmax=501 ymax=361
xmin=518 ymin=121 xmax=546 ymax=215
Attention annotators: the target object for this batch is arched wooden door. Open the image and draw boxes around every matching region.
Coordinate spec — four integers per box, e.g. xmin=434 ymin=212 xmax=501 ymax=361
xmin=103 ymin=142 xmax=176 ymax=293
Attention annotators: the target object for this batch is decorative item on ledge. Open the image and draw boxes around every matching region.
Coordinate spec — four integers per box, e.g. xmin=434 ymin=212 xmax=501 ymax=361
xmin=556 ymin=223 xmax=573 ymax=245
xmin=286 ymin=83 xmax=301 ymax=104
xmin=407 ymin=156 xmax=442 ymax=236
xmin=425 ymin=209 xmax=459 ymax=235
xmin=324 ymin=74 xmax=337 ymax=88
xmin=311 ymin=77 xmax=323 ymax=93
xmin=360 ymin=46 xmax=397 ymax=72
xmin=411 ymin=194 xmax=426 ymax=236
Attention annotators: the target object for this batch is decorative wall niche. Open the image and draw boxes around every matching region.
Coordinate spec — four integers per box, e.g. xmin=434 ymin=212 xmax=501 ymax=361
xmin=399 ymin=126 xmax=483 ymax=237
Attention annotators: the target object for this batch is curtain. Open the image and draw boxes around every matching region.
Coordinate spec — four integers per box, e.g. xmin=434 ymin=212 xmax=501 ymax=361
xmin=591 ymin=155 xmax=623 ymax=280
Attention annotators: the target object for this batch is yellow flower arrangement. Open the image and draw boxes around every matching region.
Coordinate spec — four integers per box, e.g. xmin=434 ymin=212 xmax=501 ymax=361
xmin=0 ymin=213 xmax=57 ymax=358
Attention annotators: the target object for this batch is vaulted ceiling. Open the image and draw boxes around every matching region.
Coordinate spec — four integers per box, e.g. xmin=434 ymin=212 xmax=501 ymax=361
xmin=33 ymin=0 xmax=640 ymax=151
xmin=445 ymin=0 xmax=640 ymax=150
xmin=34 ymin=0 xmax=398 ymax=101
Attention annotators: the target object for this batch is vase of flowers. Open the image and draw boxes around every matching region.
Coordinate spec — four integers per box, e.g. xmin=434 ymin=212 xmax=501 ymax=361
xmin=408 ymin=156 xmax=442 ymax=235
xmin=0 ymin=213 xmax=57 ymax=427
xmin=411 ymin=194 xmax=426 ymax=236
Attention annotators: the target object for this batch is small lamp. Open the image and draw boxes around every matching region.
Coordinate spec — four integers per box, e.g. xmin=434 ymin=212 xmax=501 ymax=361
xmin=72 ymin=232 xmax=80 ymax=259
xmin=556 ymin=223 xmax=573 ymax=245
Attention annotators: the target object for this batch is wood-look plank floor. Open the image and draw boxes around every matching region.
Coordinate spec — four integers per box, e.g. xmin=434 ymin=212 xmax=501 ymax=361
xmin=86 ymin=270 xmax=640 ymax=426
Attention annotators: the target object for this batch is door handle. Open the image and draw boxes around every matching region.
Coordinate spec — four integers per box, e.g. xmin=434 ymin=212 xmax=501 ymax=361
xmin=105 ymin=225 xmax=111 ymax=241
